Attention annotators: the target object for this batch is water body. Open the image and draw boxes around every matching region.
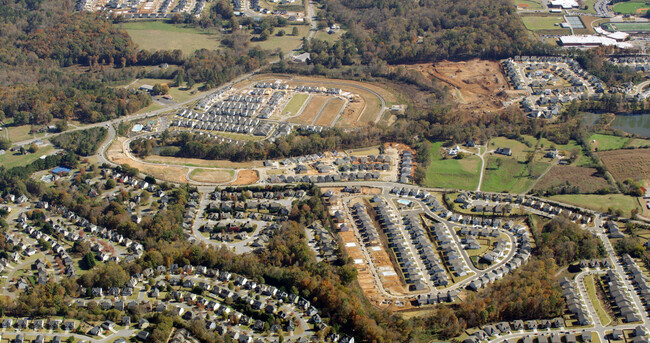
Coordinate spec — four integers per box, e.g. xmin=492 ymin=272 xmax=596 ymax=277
xmin=611 ymin=114 xmax=650 ymax=138
xmin=582 ymin=112 xmax=650 ymax=138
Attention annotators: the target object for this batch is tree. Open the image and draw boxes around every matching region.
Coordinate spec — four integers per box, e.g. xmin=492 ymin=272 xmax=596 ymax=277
xmin=105 ymin=179 xmax=116 ymax=190
xmin=55 ymin=120 xmax=68 ymax=132
xmin=28 ymin=143 xmax=39 ymax=153
xmin=0 ymin=139 xmax=11 ymax=150
xmin=260 ymin=29 xmax=270 ymax=41
xmin=292 ymin=26 xmax=299 ymax=36
xmin=82 ymin=252 xmax=96 ymax=269
xmin=152 ymin=83 xmax=170 ymax=95
xmin=276 ymin=29 xmax=285 ymax=36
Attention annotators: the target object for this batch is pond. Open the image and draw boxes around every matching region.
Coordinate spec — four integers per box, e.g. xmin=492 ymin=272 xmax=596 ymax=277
xmin=582 ymin=112 xmax=650 ymax=138
xmin=611 ymin=114 xmax=650 ymax=138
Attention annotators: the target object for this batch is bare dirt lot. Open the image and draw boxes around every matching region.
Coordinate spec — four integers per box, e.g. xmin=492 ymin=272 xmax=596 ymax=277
xmin=533 ymin=165 xmax=610 ymax=193
xmin=189 ymin=169 xmax=234 ymax=183
xmin=288 ymin=95 xmax=329 ymax=125
xmin=315 ymin=98 xmax=346 ymax=127
xmin=107 ymin=138 xmax=190 ymax=183
xmin=599 ymin=149 xmax=650 ymax=182
xmin=406 ymin=59 xmax=510 ymax=116
xmin=144 ymin=155 xmax=263 ymax=168
xmin=230 ymin=170 xmax=259 ymax=185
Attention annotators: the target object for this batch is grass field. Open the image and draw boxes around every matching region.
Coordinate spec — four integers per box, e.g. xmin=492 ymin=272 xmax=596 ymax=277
xmin=516 ymin=0 xmax=544 ymax=9
xmin=548 ymin=193 xmax=641 ymax=213
xmin=612 ymin=1 xmax=650 ymax=14
xmin=0 ymin=146 xmax=55 ymax=169
xmin=289 ymin=95 xmax=329 ymax=125
xmin=282 ymin=93 xmax=310 ymax=116
xmin=5 ymin=123 xmax=46 ymax=143
xmin=521 ymin=15 xmax=565 ymax=30
xmin=253 ymin=25 xmax=311 ymax=54
xmin=424 ymin=142 xmax=481 ymax=190
xmin=584 ymin=274 xmax=612 ymax=325
xmin=575 ymin=0 xmax=598 ymax=14
xmin=533 ymin=165 xmax=610 ymax=193
xmin=589 ymin=134 xmax=629 ymax=151
xmin=120 ymin=21 xmax=221 ymax=54
xmin=488 ymin=136 xmax=536 ymax=162
xmin=315 ymin=98 xmax=346 ymax=126
xmin=606 ymin=22 xmax=650 ymax=32
xmin=189 ymin=168 xmax=234 ymax=183
xmin=482 ymin=157 xmax=549 ymax=193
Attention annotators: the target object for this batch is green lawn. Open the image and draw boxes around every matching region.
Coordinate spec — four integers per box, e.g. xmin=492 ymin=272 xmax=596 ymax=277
xmin=282 ymin=93 xmax=309 ymax=116
xmin=539 ymin=138 xmax=594 ymax=166
xmin=482 ymin=156 xmax=549 ymax=193
xmin=574 ymin=0 xmax=598 ymax=14
xmin=120 ymin=21 xmax=222 ymax=55
xmin=589 ymin=134 xmax=629 ymax=151
xmin=423 ymin=142 xmax=481 ymax=190
xmin=0 ymin=145 xmax=55 ymax=169
xmin=521 ymin=15 xmax=565 ymax=30
xmin=584 ymin=274 xmax=612 ymax=326
xmin=607 ymin=22 xmax=650 ymax=31
xmin=314 ymin=29 xmax=347 ymax=43
xmin=613 ymin=1 xmax=649 ymax=14
xmin=5 ymin=124 xmax=46 ymax=143
xmin=488 ymin=136 xmax=536 ymax=162
xmin=548 ymin=193 xmax=641 ymax=213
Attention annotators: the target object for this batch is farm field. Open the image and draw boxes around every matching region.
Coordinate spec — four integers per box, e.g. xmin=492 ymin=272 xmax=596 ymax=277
xmin=424 ymin=142 xmax=481 ymax=190
xmin=533 ymin=165 xmax=610 ymax=193
xmin=281 ymin=93 xmax=310 ymax=117
xmin=189 ymin=169 xmax=234 ymax=183
xmin=288 ymin=95 xmax=329 ymax=125
xmin=548 ymin=193 xmax=641 ymax=213
xmin=612 ymin=1 xmax=649 ymax=14
xmin=120 ymin=21 xmax=221 ymax=54
xmin=599 ymin=148 xmax=650 ymax=182
xmin=0 ymin=145 xmax=56 ymax=169
xmin=314 ymin=98 xmax=346 ymax=126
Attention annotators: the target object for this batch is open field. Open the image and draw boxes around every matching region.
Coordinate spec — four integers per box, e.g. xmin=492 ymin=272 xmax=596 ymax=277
xmin=252 ymin=25 xmax=311 ymax=54
xmin=424 ymin=142 xmax=481 ymax=190
xmin=120 ymin=21 xmax=221 ymax=54
xmin=0 ymin=146 xmax=56 ymax=169
xmin=314 ymin=98 xmax=346 ymax=126
xmin=108 ymin=137 xmax=190 ymax=183
xmin=539 ymin=138 xmax=593 ymax=166
xmin=288 ymin=95 xmax=329 ymax=125
xmin=589 ymin=134 xmax=629 ymax=151
xmin=189 ymin=169 xmax=234 ymax=183
xmin=143 ymin=155 xmax=262 ymax=168
xmin=230 ymin=170 xmax=259 ymax=185
xmin=281 ymin=93 xmax=310 ymax=117
xmin=482 ymin=156 xmax=549 ymax=193
xmin=521 ymin=15 xmax=565 ymax=30
xmin=406 ymin=60 xmax=510 ymax=117
xmin=5 ymin=124 xmax=46 ymax=143
xmin=533 ymin=165 xmax=610 ymax=193
xmin=548 ymin=193 xmax=641 ymax=213
xmin=613 ymin=1 xmax=649 ymax=14
xmin=599 ymin=148 xmax=650 ymax=182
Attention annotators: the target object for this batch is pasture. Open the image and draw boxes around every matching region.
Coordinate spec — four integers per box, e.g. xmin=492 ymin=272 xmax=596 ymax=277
xmin=533 ymin=165 xmax=610 ymax=193
xmin=120 ymin=21 xmax=221 ymax=54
